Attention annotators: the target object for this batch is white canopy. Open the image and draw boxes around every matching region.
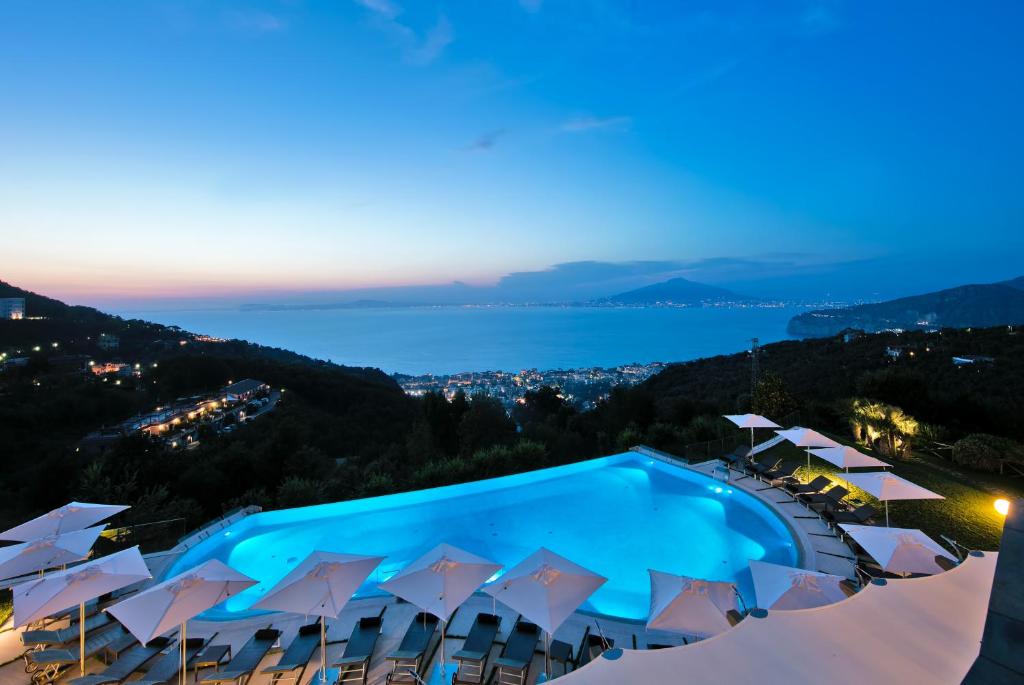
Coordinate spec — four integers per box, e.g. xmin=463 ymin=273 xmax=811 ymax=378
xmin=483 ymin=547 xmax=606 ymax=636
xmin=13 ymin=547 xmax=151 ymax=676
xmin=12 ymin=546 xmax=151 ymax=628
xmin=253 ymin=551 xmax=383 ymax=682
xmin=723 ymin=414 xmax=780 ymax=430
xmin=379 ymin=543 xmax=500 ymax=679
xmin=840 ymin=524 xmax=956 ymax=576
xmin=0 ymin=525 xmax=106 ymax=583
xmin=725 ymin=414 xmax=782 ymax=449
xmin=809 ymin=446 xmax=889 ymax=471
xmin=252 ymin=550 xmax=384 ymax=617
xmin=377 ymin=543 xmax=500 ymax=623
xmin=558 ymin=552 xmax=996 ymax=685
xmin=107 ymin=559 xmax=257 ymax=644
xmin=776 ymin=427 xmax=841 ymax=470
xmin=775 ymin=427 xmax=841 ymax=448
xmin=841 ymin=472 xmax=944 ymax=525
xmin=749 ymin=560 xmax=850 ymax=610
xmin=0 ymin=502 xmax=129 ymax=542
xmin=842 ymin=472 xmax=943 ymax=502
xmin=646 ymin=571 xmax=739 ymax=639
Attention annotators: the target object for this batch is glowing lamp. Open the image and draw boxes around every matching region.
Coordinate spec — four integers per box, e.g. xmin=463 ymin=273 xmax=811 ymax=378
xmin=995 ymin=499 xmax=1010 ymax=516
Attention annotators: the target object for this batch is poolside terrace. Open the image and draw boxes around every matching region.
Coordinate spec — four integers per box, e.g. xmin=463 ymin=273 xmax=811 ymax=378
xmin=0 ymin=441 xmax=1007 ymax=685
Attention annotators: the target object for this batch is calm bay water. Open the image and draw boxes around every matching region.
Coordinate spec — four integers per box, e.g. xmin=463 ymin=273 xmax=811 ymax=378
xmin=113 ymin=305 xmax=804 ymax=375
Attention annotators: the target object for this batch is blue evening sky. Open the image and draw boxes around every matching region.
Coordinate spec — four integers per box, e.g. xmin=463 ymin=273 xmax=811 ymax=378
xmin=2 ymin=1 xmax=1022 ymax=304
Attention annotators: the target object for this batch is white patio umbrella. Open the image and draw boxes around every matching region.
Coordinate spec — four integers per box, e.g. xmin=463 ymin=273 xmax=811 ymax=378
xmin=107 ymin=559 xmax=257 ymax=685
xmin=378 ymin=543 xmax=501 ymax=681
xmin=483 ymin=548 xmax=607 ymax=676
xmin=12 ymin=547 xmax=151 ymax=676
xmin=0 ymin=502 xmax=129 ymax=541
xmin=808 ymin=446 xmax=890 ymax=472
xmin=251 ymin=551 xmax=384 ymax=682
xmin=723 ymin=414 xmax=780 ymax=450
xmin=646 ymin=570 xmax=740 ymax=640
xmin=0 ymin=525 xmax=105 ymax=583
xmin=749 ymin=560 xmax=851 ymax=610
xmin=840 ymin=524 xmax=956 ymax=576
xmin=841 ymin=472 xmax=944 ymax=526
xmin=776 ymin=427 xmax=841 ymax=472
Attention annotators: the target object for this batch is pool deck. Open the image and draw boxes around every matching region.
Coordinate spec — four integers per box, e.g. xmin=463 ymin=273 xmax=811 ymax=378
xmin=0 ymin=448 xmax=858 ymax=685
xmin=683 ymin=458 xmax=858 ymax=578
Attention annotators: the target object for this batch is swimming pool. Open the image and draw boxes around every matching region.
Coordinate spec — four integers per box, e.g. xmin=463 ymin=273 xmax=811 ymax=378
xmin=169 ymin=453 xmax=800 ymax=621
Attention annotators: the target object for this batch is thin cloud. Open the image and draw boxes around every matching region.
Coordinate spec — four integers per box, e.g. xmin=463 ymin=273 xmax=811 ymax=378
xmin=353 ymin=0 xmax=399 ymax=19
xmin=519 ymin=0 xmax=543 ymax=13
xmin=406 ymin=15 xmax=454 ymax=66
xmin=222 ymin=9 xmax=286 ymax=35
xmin=800 ymin=0 xmax=844 ymax=35
xmin=464 ymin=129 xmax=506 ymax=151
xmin=561 ymin=115 xmax=632 ymax=133
xmin=352 ymin=0 xmax=454 ymax=65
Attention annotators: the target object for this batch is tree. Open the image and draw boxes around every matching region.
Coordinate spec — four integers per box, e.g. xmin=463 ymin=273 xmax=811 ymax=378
xmin=751 ymin=371 xmax=798 ymax=419
xmin=844 ymin=398 xmax=919 ymax=459
xmin=457 ymin=394 xmax=516 ymax=456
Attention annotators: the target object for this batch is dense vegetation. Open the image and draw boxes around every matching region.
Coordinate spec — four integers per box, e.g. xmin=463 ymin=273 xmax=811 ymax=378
xmin=2 ymin=280 xmax=1023 ymax=551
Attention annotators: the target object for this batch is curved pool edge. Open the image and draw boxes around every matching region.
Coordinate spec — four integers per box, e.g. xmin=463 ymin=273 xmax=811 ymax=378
xmin=164 ymin=448 xmax=826 ymax=621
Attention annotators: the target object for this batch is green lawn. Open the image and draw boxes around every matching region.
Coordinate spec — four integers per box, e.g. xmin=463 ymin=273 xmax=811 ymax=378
xmin=759 ymin=438 xmax=1021 ymax=552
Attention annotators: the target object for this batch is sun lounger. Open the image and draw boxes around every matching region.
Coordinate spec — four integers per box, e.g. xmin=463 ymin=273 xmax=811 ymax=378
xmin=333 ymin=614 xmax=384 ymax=685
xmin=749 ymin=458 xmax=782 ymax=479
xmin=102 ymin=630 xmax=143 ymax=664
xmin=22 ymin=611 xmax=116 ymax=649
xmin=824 ymin=503 xmax=877 ymax=525
xmin=135 ymin=637 xmax=213 ymax=685
xmin=784 ymin=475 xmax=831 ymax=495
xmin=67 ymin=637 xmax=174 ymax=685
xmin=723 ymin=448 xmax=751 ymax=470
xmin=452 ymin=613 xmax=500 ymax=684
xmin=199 ymin=628 xmax=281 ymax=685
xmin=798 ymin=485 xmax=849 ymax=511
xmin=575 ymin=626 xmax=613 ymax=669
xmin=25 ymin=628 xmax=131 ymax=685
xmin=384 ymin=612 xmax=438 ymax=684
xmin=493 ymin=620 xmax=541 ymax=685
xmin=260 ymin=623 xmax=320 ymax=685
xmin=763 ymin=462 xmax=800 ymax=485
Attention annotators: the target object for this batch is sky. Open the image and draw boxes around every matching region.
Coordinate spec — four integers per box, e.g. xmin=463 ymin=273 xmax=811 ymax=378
xmin=2 ymin=1 xmax=1023 ymax=306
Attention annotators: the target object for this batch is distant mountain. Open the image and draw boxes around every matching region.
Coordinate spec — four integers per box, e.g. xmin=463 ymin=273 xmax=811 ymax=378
xmin=600 ymin=277 xmax=754 ymax=306
xmin=787 ymin=277 xmax=1024 ymax=337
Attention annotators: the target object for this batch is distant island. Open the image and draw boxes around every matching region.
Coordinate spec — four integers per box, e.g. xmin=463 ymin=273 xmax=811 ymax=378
xmin=788 ymin=276 xmax=1024 ymax=337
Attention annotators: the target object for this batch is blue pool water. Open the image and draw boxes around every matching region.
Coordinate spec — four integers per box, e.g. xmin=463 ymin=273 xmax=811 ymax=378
xmin=169 ymin=453 xmax=799 ymax=621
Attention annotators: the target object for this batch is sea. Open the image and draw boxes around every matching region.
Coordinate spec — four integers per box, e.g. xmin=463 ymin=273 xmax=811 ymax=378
xmin=111 ymin=305 xmax=806 ymax=375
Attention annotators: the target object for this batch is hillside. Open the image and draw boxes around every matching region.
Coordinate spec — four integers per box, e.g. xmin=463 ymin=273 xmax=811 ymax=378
xmin=601 ymin=277 xmax=753 ymax=305
xmin=0 ymin=281 xmax=416 ymax=530
xmin=788 ymin=279 xmax=1024 ymax=337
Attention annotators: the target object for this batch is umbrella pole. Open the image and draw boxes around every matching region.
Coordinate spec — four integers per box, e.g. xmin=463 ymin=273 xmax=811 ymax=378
xmin=320 ymin=616 xmax=327 ymax=682
xmin=545 ymin=631 xmax=550 ymax=678
xmin=79 ymin=602 xmax=85 ymax=676
xmin=885 ymin=501 xmax=890 ymax=527
xmin=180 ymin=622 xmax=186 ymax=685
xmin=440 ymin=620 xmax=446 ymax=679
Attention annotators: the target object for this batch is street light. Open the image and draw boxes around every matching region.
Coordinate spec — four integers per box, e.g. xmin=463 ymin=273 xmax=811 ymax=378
xmin=995 ymin=499 xmax=1010 ymax=516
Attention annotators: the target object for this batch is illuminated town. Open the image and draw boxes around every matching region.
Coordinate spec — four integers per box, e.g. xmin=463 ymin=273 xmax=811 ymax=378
xmin=395 ymin=362 xmax=667 ymax=409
